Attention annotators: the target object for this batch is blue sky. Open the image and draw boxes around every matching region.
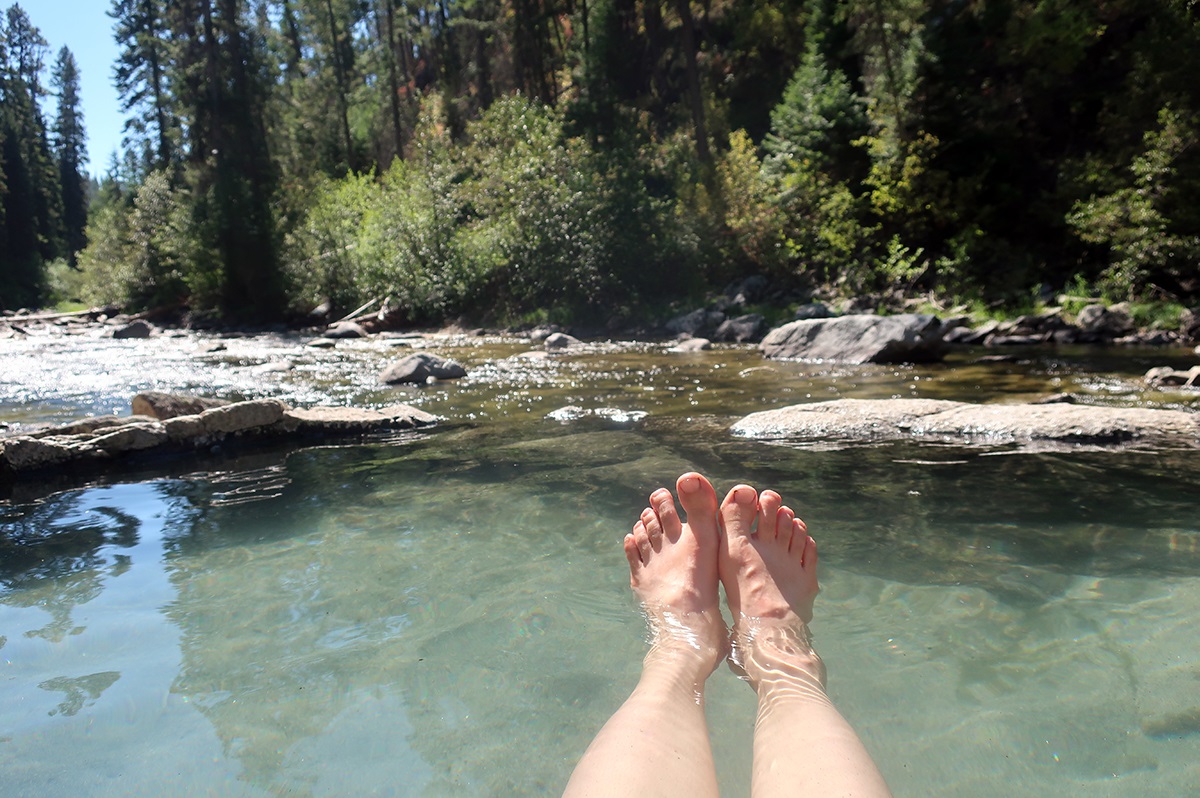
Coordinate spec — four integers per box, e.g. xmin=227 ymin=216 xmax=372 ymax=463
xmin=22 ymin=0 xmax=123 ymax=176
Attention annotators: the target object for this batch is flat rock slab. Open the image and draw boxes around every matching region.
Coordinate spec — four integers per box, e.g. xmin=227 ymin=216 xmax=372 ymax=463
xmin=732 ymin=398 xmax=1200 ymax=447
xmin=1 ymin=397 xmax=440 ymax=480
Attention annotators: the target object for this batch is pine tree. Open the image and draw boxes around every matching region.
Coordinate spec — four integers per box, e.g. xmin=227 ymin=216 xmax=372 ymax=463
xmin=111 ymin=0 xmax=178 ymax=175
xmin=52 ymin=46 xmax=88 ymax=266
xmin=0 ymin=4 xmax=63 ymax=308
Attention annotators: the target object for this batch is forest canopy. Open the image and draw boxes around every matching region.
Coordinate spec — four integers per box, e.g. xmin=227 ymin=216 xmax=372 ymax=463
xmin=2 ymin=0 xmax=1199 ymax=323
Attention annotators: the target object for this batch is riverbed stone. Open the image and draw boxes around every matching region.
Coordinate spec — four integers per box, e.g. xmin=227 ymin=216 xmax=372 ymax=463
xmin=88 ymin=421 xmax=168 ymax=453
xmin=793 ymin=301 xmax=835 ymax=321
xmin=26 ymin=415 xmax=134 ymax=439
xmin=544 ymin=332 xmax=582 ymax=351
xmin=1181 ymin=308 xmax=1200 ymax=342
xmin=761 ymin=313 xmax=946 ymax=364
xmin=133 ymin=392 xmax=232 ymax=420
xmin=323 ymin=321 xmax=368 ymax=339
xmin=666 ymin=308 xmax=725 ymax=337
xmin=113 ymin=320 xmax=154 ymax=339
xmin=380 ymin=353 xmax=468 ymax=384
xmin=713 ymin=313 xmax=766 ymax=343
xmin=667 ymin=337 xmax=711 ymax=352
xmin=1077 ymin=303 xmax=1135 ymax=337
xmin=198 ymin=398 xmax=288 ymax=434
xmin=0 ymin=437 xmax=80 ymax=471
xmin=732 ymin=398 xmax=1200 ymax=446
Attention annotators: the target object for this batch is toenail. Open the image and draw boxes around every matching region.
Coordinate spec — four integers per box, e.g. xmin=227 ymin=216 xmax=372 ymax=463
xmin=679 ymin=476 xmax=698 ymax=493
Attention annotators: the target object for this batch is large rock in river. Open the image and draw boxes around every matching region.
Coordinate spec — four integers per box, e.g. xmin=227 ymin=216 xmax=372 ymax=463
xmin=380 ymin=353 xmax=467 ymax=385
xmin=760 ymin=314 xmax=946 ymax=364
xmin=732 ymin=398 xmax=1200 ymax=447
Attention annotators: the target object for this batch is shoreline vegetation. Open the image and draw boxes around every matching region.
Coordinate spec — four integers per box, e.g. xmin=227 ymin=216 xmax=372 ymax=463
xmin=2 ymin=2 xmax=1200 ymax=330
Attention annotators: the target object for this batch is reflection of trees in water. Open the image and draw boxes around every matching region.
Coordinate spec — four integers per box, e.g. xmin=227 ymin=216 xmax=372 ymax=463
xmin=39 ymin=671 xmax=121 ymax=717
xmin=157 ymin=446 xmax=637 ymax=793
xmin=1 ymin=491 xmax=146 ymax=643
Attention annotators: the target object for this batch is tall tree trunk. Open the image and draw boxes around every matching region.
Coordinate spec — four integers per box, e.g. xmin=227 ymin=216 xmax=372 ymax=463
xmin=324 ymin=0 xmax=356 ymax=171
xmin=674 ymin=0 xmax=710 ymax=163
xmin=380 ymin=0 xmax=405 ymax=159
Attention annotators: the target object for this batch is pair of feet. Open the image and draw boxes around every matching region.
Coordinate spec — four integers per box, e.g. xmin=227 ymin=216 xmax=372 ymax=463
xmin=622 ymin=472 xmax=819 ymax=679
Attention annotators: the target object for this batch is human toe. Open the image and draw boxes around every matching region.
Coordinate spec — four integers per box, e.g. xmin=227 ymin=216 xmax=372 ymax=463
xmin=776 ymin=506 xmax=795 ymax=550
xmin=720 ymin=484 xmax=759 ymax=538
xmin=757 ymin=490 xmax=782 ymax=540
xmin=649 ymin=488 xmax=683 ymax=541
xmin=676 ymin=472 xmax=719 ymax=536
xmin=640 ymin=507 xmax=664 ymax=551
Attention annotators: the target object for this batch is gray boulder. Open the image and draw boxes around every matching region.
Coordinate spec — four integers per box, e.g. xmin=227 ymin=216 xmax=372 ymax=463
xmin=544 ymin=332 xmax=583 ymax=351
xmin=666 ymin=309 xmax=725 ymax=337
xmin=1077 ymin=303 xmax=1135 ymax=337
xmin=1181 ymin=308 xmax=1200 ymax=342
xmin=793 ymin=302 xmax=835 ymax=321
xmin=713 ymin=313 xmax=766 ymax=343
xmin=761 ymin=313 xmax=946 ymax=364
xmin=667 ymin=337 xmax=711 ymax=352
xmin=113 ymin=320 xmax=154 ymax=339
xmin=380 ymin=353 xmax=467 ymax=384
xmin=529 ymin=325 xmax=562 ymax=343
xmin=323 ymin=320 xmax=369 ymax=339
xmin=725 ymin=275 xmax=770 ymax=306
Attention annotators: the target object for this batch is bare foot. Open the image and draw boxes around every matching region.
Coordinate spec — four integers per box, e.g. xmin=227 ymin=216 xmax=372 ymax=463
xmin=718 ymin=484 xmax=824 ymax=687
xmin=623 ymin=472 xmax=724 ymax=669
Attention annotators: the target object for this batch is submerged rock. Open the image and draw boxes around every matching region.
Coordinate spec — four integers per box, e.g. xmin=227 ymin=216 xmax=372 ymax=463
xmin=761 ymin=313 xmax=946 ymax=364
xmin=731 ymin=398 xmax=1200 ymax=447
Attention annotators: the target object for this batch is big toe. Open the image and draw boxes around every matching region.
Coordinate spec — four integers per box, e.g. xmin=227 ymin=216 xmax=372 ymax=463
xmin=676 ymin=472 xmax=719 ymax=540
xmin=720 ymin=484 xmax=759 ymax=538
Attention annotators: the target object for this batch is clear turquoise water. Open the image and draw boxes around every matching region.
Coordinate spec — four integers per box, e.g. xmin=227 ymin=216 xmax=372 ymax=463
xmin=2 ymin=332 xmax=1199 ymax=795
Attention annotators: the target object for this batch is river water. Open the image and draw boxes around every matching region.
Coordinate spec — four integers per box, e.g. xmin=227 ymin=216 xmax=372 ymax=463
xmin=2 ymin=328 xmax=1199 ymax=796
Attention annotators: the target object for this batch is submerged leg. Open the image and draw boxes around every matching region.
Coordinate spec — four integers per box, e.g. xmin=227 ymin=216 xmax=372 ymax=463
xmin=563 ymin=473 xmax=724 ymax=798
xmin=719 ymin=485 xmax=893 ymax=798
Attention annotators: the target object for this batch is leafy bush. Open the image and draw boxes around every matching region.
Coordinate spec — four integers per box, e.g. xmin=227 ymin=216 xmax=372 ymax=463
xmin=1068 ymin=106 xmax=1200 ymax=300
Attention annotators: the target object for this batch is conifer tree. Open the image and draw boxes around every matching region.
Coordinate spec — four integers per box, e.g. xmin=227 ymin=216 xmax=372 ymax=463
xmin=0 ymin=4 xmax=63 ymax=307
xmin=52 ymin=46 xmax=88 ymax=266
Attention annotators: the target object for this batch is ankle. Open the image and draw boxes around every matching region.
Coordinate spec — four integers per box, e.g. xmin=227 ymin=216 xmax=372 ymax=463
xmin=730 ymin=620 xmax=827 ymax=694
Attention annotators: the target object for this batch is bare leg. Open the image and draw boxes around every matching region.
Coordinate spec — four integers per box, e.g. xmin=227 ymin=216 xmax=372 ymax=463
xmin=719 ymin=485 xmax=892 ymax=798
xmin=563 ymin=473 xmax=724 ymax=798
